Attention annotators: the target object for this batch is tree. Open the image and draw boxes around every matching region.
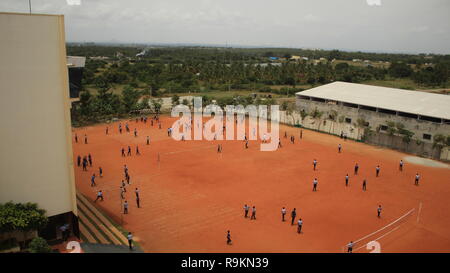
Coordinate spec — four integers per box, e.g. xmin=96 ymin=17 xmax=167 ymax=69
xmin=328 ymin=110 xmax=338 ymax=121
xmin=0 ymin=202 xmax=47 ymax=233
xmin=150 ymin=98 xmax=163 ymax=114
xmin=385 ymin=121 xmax=397 ymax=136
xmin=137 ymin=96 xmax=150 ymax=110
xmin=28 ymin=237 xmax=52 ymax=253
xmin=335 ymin=62 xmax=349 ymax=71
xmin=300 ymin=109 xmax=309 ymax=122
xmin=182 ymin=98 xmax=190 ymax=106
xmin=310 ymin=108 xmax=323 ymax=130
xmin=388 ymin=62 xmax=412 ymax=78
xmin=433 ymin=134 xmax=448 ymax=150
xmin=78 ymin=90 xmax=94 ymax=117
xmin=171 ymin=94 xmax=180 ymax=106
xmin=121 ymin=86 xmax=141 ymax=113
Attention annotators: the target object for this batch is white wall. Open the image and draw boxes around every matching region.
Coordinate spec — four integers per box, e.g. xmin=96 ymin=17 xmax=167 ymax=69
xmin=0 ymin=13 xmax=77 ymax=217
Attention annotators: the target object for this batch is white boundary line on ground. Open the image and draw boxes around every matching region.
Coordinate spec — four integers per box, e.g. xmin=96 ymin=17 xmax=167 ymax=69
xmin=353 ymin=208 xmax=415 ymax=245
xmin=353 ymin=224 xmax=403 ymax=252
xmin=342 ymin=208 xmax=416 ymax=252
xmin=417 ymin=202 xmax=423 ymax=224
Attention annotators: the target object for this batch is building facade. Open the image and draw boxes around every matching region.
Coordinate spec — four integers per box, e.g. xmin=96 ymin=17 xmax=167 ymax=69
xmin=295 ymin=82 xmax=450 ymax=159
xmin=0 ymin=13 xmax=78 ymax=241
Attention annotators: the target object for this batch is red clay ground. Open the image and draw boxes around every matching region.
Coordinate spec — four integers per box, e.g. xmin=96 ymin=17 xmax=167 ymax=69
xmin=72 ymin=116 xmax=450 ymax=253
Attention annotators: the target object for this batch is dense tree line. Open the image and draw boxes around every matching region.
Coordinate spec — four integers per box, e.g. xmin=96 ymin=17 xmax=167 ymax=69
xmin=69 ymin=45 xmax=449 ymax=93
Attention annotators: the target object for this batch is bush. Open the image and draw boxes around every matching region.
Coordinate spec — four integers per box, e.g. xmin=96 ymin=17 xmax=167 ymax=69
xmin=28 ymin=237 xmax=52 ymax=253
xmin=0 ymin=202 xmax=47 ymax=233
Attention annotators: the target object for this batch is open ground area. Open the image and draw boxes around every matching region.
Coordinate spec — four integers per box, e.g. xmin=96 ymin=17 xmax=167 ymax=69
xmin=72 ymin=116 xmax=450 ymax=253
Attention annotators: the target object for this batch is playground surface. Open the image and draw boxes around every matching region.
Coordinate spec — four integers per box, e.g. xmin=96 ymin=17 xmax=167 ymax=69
xmin=72 ymin=115 xmax=450 ymax=252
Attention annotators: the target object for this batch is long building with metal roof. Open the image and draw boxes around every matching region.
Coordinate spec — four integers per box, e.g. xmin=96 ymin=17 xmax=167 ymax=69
xmin=295 ymin=82 xmax=450 ymax=150
xmin=296 ymin=81 xmax=450 ymax=122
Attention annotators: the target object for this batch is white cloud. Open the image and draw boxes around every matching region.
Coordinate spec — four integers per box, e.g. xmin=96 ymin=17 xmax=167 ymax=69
xmin=303 ymin=14 xmax=321 ymax=23
xmin=410 ymin=26 xmax=429 ymax=33
xmin=0 ymin=0 xmax=448 ymax=54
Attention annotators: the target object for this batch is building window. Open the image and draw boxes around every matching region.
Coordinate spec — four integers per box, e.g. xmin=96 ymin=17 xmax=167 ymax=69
xmin=345 ymin=118 xmax=352 ymax=124
xmin=423 ymin=134 xmax=432 ymax=140
xmin=343 ymin=102 xmax=359 ymax=109
xmin=360 ymin=105 xmax=377 ymax=112
xmin=398 ymin=111 xmax=418 ymax=119
xmin=378 ymin=108 xmax=397 ymax=115
xmin=311 ymin=97 xmax=326 ymax=103
xmin=420 ymin=115 xmax=442 ymax=123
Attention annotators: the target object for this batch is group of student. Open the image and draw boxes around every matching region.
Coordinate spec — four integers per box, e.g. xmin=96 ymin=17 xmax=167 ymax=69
xmin=76 ymin=154 xmax=93 ymax=171
xmin=121 ymin=145 xmax=141 ymax=157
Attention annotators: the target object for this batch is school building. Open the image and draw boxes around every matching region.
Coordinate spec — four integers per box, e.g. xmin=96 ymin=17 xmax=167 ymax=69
xmin=294 ymin=81 xmax=450 ymax=160
xmin=0 ymin=13 xmax=79 ymax=241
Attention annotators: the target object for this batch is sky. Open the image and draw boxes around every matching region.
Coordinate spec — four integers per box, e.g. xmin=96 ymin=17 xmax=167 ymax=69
xmin=1 ymin=0 xmax=449 ymax=54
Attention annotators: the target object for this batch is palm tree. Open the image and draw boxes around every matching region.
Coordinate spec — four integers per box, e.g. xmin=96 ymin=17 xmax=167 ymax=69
xmin=310 ymin=108 xmax=324 ymax=131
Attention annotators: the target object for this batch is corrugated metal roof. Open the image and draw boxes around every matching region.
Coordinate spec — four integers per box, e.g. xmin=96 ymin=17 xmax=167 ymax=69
xmin=296 ymin=81 xmax=450 ymax=120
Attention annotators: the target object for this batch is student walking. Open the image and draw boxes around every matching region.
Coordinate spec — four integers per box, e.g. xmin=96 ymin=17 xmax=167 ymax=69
xmin=362 ymin=179 xmax=367 ymax=191
xmin=135 ymin=187 xmax=140 ymax=208
xmin=88 ymin=154 xmax=92 ymax=167
xmin=94 ymin=190 xmax=103 ymax=202
xmin=347 ymin=241 xmax=353 ymax=253
xmin=123 ymin=201 xmax=129 ymax=214
xmin=90 ymin=174 xmax=96 ymax=187
xmin=376 ymin=165 xmax=380 ymax=177
xmin=82 ymin=157 xmax=87 ymax=171
xmin=121 ymin=148 xmax=126 ymax=157
xmin=135 ymin=188 xmax=140 ymax=199
xmin=250 ymin=206 xmax=256 ymax=220
xmin=227 ymin=230 xmax=232 ymax=245
xmin=120 ymin=186 xmax=125 ymax=199
xmin=338 ymin=144 xmax=342 ymax=153
xmin=75 ymin=134 xmax=78 ymax=143
xmin=291 ymin=208 xmax=297 ymax=225
xmin=244 ymin=204 xmax=249 ymax=218
xmin=99 ymin=167 xmax=103 ymax=178
xmin=377 ymin=205 xmax=382 ymax=218
xmin=147 ymin=136 xmax=150 ymax=145
xmin=399 ymin=160 xmax=404 ymax=171
xmin=84 ymin=134 xmax=88 ymax=144
xmin=297 ymin=219 xmax=303 ymax=234
xmin=345 ymin=174 xmax=349 ymax=187
xmin=127 ymin=146 xmax=132 ymax=156
xmin=77 ymin=155 xmax=81 ymax=167
xmin=415 ymin=173 xmax=420 ymax=186
xmin=127 ymin=232 xmax=133 ymax=250
xmin=281 ymin=207 xmax=286 ymax=221
xmin=354 ymin=163 xmax=359 ymax=175
xmin=313 ymin=159 xmax=317 ymax=171
xmin=136 ymin=145 xmax=140 ymax=155
xmin=313 ymin=178 xmax=318 ymax=191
